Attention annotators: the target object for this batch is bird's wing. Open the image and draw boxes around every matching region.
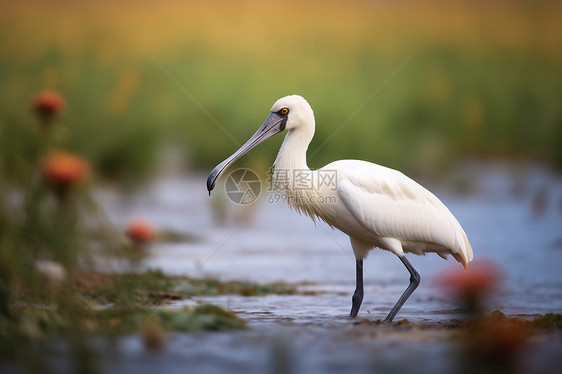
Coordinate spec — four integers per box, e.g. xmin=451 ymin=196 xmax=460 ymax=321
xmin=337 ymin=162 xmax=472 ymax=267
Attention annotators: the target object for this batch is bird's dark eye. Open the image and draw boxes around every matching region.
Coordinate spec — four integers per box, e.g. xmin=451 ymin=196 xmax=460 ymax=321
xmin=280 ymin=108 xmax=289 ymax=115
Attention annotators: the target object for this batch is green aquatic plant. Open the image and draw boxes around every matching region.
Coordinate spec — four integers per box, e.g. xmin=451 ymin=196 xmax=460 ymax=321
xmin=533 ymin=313 xmax=562 ymax=330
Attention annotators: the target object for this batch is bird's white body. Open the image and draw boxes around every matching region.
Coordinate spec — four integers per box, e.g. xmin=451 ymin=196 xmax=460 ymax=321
xmin=273 ymin=160 xmax=472 ymax=266
xmin=270 ymin=96 xmax=473 ymax=268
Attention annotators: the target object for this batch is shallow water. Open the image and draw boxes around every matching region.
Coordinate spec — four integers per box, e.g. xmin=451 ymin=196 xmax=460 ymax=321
xmin=101 ymin=162 xmax=562 ymax=321
xmin=95 ymin=163 xmax=562 ymax=373
xmin=101 ymin=323 xmax=561 ymax=374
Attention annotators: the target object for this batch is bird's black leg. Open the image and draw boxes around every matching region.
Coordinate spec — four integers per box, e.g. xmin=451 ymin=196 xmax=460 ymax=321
xmin=350 ymin=258 xmax=364 ymax=317
xmin=384 ymin=256 xmax=420 ymax=322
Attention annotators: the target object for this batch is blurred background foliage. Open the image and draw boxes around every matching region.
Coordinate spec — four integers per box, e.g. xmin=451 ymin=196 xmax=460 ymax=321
xmin=1 ymin=0 xmax=561 ymax=187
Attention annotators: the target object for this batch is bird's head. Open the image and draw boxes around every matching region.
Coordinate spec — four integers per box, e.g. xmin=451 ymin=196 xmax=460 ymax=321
xmin=207 ymin=95 xmax=314 ymax=193
xmin=270 ymin=95 xmax=314 ymax=131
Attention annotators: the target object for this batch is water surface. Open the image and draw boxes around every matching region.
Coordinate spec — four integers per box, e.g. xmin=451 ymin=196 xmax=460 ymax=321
xmin=94 ymin=163 xmax=562 ymax=373
xmin=101 ymin=163 xmax=562 ymax=321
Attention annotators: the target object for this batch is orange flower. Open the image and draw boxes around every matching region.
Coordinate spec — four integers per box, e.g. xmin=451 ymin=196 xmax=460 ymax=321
xmin=436 ymin=260 xmax=503 ymax=307
xmin=42 ymin=151 xmax=90 ymax=191
xmin=32 ymin=90 xmax=66 ymax=123
xmin=126 ymin=218 xmax=156 ymax=245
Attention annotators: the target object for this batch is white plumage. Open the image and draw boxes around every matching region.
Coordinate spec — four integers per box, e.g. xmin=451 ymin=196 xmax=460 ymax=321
xmin=332 ymin=160 xmax=472 ymax=265
xmin=207 ymin=94 xmax=473 ymax=321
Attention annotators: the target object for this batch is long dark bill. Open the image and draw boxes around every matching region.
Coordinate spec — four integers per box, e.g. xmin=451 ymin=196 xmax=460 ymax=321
xmin=206 ymin=112 xmax=286 ymax=194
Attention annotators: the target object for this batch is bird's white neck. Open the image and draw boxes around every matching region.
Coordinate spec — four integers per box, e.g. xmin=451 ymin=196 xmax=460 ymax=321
xmin=271 ymin=124 xmax=335 ymax=224
xmin=273 ymin=127 xmax=313 ymax=172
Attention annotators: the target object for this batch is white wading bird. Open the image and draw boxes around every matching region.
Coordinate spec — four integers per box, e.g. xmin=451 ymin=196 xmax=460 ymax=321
xmin=207 ymin=95 xmax=473 ymax=321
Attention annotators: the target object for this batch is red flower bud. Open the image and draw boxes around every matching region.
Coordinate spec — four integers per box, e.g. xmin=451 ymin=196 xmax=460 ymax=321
xmin=436 ymin=260 xmax=503 ymax=308
xmin=126 ymin=218 xmax=156 ymax=245
xmin=42 ymin=151 xmax=90 ymax=191
xmin=32 ymin=90 xmax=66 ymax=124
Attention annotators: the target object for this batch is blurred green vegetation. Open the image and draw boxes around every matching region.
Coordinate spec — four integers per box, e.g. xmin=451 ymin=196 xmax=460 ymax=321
xmin=1 ymin=0 xmax=561 ymax=187
xmin=78 ymin=269 xmax=298 ymax=306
